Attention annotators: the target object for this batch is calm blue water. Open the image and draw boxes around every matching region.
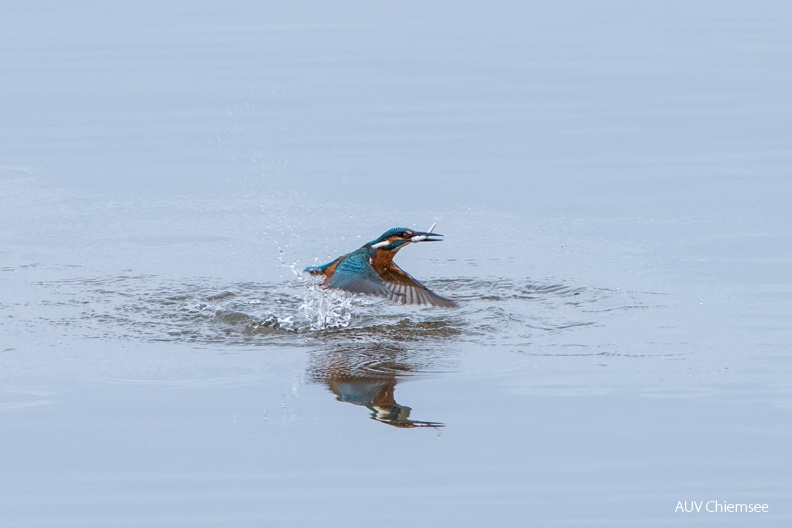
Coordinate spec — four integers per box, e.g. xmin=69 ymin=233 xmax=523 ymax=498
xmin=1 ymin=1 xmax=791 ymax=526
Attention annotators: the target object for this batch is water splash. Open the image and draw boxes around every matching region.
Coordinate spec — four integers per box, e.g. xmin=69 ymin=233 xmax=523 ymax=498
xmin=268 ymin=261 xmax=353 ymax=331
xmin=295 ymin=281 xmax=354 ymax=331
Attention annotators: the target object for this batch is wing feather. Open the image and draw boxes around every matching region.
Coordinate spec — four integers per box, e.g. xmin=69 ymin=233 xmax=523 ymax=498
xmin=325 ymin=250 xmax=391 ymax=297
xmin=317 ymin=248 xmax=457 ymax=307
xmin=381 ymin=263 xmax=458 ymax=308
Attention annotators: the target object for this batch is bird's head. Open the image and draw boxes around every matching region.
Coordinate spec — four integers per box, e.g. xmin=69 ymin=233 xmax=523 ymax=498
xmin=367 ymin=227 xmax=443 ymax=252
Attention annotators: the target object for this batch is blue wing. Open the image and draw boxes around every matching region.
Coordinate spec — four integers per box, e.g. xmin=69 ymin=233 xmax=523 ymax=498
xmin=325 ymin=249 xmax=391 ymax=297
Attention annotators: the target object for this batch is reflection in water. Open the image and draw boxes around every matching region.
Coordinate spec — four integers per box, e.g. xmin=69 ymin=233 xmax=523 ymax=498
xmin=307 ymin=343 xmax=445 ymax=428
xmin=329 ymin=376 xmax=443 ymax=428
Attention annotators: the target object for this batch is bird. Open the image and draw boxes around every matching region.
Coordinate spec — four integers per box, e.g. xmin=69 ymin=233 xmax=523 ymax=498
xmin=304 ymin=226 xmax=457 ymax=307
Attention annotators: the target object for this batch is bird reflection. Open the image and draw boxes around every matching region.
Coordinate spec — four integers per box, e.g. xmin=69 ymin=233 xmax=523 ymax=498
xmin=307 ymin=343 xmax=444 ymax=428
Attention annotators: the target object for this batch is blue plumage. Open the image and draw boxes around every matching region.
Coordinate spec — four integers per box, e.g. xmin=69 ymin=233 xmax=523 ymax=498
xmin=325 ymin=249 xmax=390 ymax=296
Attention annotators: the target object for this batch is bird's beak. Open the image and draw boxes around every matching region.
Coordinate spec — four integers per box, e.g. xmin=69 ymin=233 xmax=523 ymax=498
xmin=410 ymin=231 xmax=443 ymax=242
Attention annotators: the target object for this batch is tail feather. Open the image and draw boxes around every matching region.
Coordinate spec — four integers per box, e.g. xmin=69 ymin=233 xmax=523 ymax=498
xmin=303 ymin=265 xmax=325 ymax=275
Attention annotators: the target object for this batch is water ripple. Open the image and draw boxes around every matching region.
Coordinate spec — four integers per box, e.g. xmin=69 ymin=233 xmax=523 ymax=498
xmin=30 ymin=274 xmax=658 ymax=349
xmin=0 ymin=388 xmax=55 ymax=411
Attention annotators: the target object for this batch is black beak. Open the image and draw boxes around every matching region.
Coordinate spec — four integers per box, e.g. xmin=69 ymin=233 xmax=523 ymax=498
xmin=410 ymin=231 xmax=443 ymax=242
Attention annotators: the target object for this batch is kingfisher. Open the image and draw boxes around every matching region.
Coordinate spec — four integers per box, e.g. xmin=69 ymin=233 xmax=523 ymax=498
xmin=304 ymin=225 xmax=457 ymax=308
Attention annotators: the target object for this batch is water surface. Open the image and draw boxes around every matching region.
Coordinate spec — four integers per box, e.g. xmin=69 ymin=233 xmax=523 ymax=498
xmin=1 ymin=1 xmax=791 ymax=526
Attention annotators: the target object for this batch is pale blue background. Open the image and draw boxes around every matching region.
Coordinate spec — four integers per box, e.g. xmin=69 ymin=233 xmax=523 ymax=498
xmin=1 ymin=2 xmax=790 ymax=526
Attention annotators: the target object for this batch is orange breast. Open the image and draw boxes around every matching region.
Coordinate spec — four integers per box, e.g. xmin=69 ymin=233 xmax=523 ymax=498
xmin=370 ymin=249 xmax=395 ymax=276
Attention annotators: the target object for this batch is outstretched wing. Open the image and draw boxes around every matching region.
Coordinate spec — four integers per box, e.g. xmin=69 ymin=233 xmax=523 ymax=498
xmin=380 ymin=263 xmax=458 ymax=308
xmin=325 ymin=250 xmax=391 ymax=297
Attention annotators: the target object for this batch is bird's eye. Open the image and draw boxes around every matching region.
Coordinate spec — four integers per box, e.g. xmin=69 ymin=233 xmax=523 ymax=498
xmin=403 ymin=231 xmax=413 ymax=238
